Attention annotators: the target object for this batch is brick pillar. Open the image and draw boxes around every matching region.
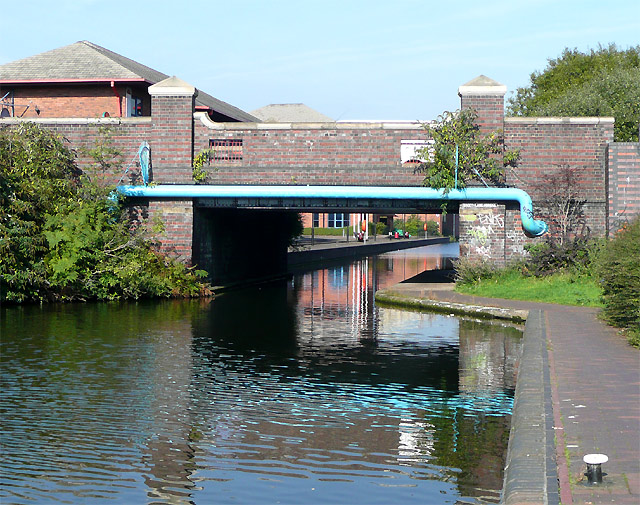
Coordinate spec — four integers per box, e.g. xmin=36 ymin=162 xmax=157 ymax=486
xmin=459 ymin=204 xmax=507 ymax=266
xmin=147 ymin=76 xmax=198 ymax=262
xmin=457 ymin=76 xmax=509 ymax=263
xmin=458 ymin=75 xmax=506 ymax=134
xmin=608 ymin=142 xmax=640 ymax=235
xmin=148 ymin=76 xmax=197 ymax=183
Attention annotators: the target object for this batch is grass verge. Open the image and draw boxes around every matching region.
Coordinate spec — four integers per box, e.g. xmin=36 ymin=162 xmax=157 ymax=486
xmin=455 ymin=269 xmax=602 ymax=307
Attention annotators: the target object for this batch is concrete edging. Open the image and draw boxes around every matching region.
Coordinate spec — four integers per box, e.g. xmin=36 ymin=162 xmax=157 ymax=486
xmin=374 ymin=290 xmax=528 ymax=323
xmin=502 ymin=310 xmax=558 ymax=505
xmin=288 ymin=237 xmax=450 ymax=267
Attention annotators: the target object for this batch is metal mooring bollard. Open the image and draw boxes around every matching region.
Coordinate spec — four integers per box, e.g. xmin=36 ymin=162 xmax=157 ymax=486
xmin=583 ymin=453 xmax=608 ymax=484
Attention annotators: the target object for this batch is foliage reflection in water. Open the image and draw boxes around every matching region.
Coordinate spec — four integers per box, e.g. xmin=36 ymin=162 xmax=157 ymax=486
xmin=0 ymin=244 xmax=522 ymax=504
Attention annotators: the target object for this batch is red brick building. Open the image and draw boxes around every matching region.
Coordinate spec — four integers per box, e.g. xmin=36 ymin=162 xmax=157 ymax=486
xmin=0 ymin=41 xmax=256 ymax=122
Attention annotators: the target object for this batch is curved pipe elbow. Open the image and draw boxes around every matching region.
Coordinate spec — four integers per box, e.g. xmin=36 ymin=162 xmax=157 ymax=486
xmin=451 ymin=188 xmax=548 ymax=237
xmin=506 ymin=189 xmax=548 ymax=237
xmin=519 ymin=203 xmax=548 ymax=237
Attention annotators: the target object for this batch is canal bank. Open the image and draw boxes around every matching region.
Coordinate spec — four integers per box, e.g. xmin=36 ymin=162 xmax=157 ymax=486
xmin=288 ymin=235 xmax=450 ymax=269
xmin=376 ymin=282 xmax=640 ymax=505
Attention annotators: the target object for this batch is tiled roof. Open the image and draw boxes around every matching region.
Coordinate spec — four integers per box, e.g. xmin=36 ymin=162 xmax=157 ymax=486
xmin=250 ymin=103 xmax=333 ymax=122
xmin=0 ymin=41 xmax=258 ymax=122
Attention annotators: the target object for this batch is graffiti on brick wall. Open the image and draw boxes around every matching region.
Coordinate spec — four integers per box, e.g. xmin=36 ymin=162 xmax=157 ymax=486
xmin=468 ymin=226 xmax=493 ymax=260
xmin=474 ymin=244 xmax=492 ymax=259
xmin=478 ymin=212 xmax=504 ymax=228
xmin=610 ymin=211 xmax=631 ymax=234
xmin=463 ymin=211 xmax=505 ymax=260
xmin=506 ymin=229 xmax=527 ymax=257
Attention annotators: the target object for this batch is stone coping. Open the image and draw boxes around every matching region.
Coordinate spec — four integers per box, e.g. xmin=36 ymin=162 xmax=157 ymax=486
xmin=195 ymin=111 xmax=425 ymax=130
xmin=502 ymin=310 xmax=558 ymax=505
xmin=0 ymin=117 xmax=151 ymax=125
xmin=375 ymin=289 xmax=528 ymax=322
xmin=504 ymin=116 xmax=614 ymax=125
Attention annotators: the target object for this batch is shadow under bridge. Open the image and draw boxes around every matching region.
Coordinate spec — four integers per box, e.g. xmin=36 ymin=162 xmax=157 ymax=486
xmin=117 ymin=184 xmax=548 ymax=286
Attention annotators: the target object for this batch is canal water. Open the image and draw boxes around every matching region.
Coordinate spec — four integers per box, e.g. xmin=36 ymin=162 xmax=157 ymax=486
xmin=1 ymin=243 xmax=522 ymax=505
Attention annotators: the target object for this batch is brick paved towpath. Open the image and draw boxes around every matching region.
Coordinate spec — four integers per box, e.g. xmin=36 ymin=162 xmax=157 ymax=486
xmin=377 ymin=278 xmax=640 ymax=505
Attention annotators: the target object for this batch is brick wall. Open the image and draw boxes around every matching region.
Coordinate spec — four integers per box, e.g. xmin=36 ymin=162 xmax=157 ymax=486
xmin=505 ymin=117 xmax=613 ymax=242
xmin=1 ymin=83 xmax=151 ymax=118
xmin=608 ymin=142 xmax=640 ymax=233
xmin=149 ymin=199 xmax=193 ymax=262
xmin=460 ymin=115 xmax=614 ymax=265
xmin=194 ymin=116 xmax=429 ymax=186
xmin=459 ymin=204 xmax=508 ymax=266
xmin=144 ymin=84 xmax=198 ymax=259
xmin=458 ymin=79 xmax=614 ymax=263
xmin=0 ymin=117 xmax=152 ymax=184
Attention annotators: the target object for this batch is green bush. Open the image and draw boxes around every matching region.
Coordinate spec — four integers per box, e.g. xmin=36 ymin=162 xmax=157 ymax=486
xmin=42 ymin=189 xmax=208 ymax=301
xmin=1 ymin=123 xmax=79 ymax=301
xmin=303 ymin=227 xmax=348 ymax=236
xmin=303 ymin=221 xmax=386 ymax=237
xmin=403 ymin=216 xmax=423 ymax=236
xmin=523 ymin=237 xmax=598 ymax=277
xmin=284 ymin=213 xmax=304 ymax=246
xmin=393 ymin=216 xmax=440 ymax=237
xmin=0 ymin=123 xmax=209 ymax=303
xmin=453 ymin=257 xmax=498 ymax=285
xmin=596 ymin=217 xmax=640 ymax=343
xmin=374 ymin=221 xmax=386 ymax=236
xmin=626 ymin=329 xmax=640 ymax=348
xmin=426 ymin=220 xmax=440 ymax=236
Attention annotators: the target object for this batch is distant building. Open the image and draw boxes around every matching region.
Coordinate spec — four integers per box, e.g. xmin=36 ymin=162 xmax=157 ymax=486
xmin=0 ymin=41 xmax=258 ymax=122
xmin=250 ymin=103 xmax=333 ymax=122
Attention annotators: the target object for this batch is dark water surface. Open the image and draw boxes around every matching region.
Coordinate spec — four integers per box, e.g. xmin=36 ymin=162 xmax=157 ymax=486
xmin=1 ymin=244 xmax=522 ymax=504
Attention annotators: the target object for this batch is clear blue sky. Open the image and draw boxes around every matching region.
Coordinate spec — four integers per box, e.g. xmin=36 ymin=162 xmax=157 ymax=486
xmin=1 ymin=0 xmax=638 ymax=120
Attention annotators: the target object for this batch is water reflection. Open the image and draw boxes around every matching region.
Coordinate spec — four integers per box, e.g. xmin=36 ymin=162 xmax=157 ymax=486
xmin=294 ymin=244 xmax=455 ymax=342
xmin=1 ymin=243 xmax=520 ymax=504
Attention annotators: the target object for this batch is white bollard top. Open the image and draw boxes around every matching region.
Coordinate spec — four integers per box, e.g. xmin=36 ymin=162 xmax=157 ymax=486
xmin=583 ymin=453 xmax=608 ymax=465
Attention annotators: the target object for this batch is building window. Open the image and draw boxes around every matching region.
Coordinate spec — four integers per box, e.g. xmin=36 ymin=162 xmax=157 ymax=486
xmin=126 ymin=89 xmax=143 ymax=117
xmin=130 ymin=96 xmax=143 ymax=116
xmin=327 ymin=213 xmax=349 ymax=228
xmin=312 ymin=213 xmax=319 ymax=227
xmin=210 ymin=139 xmax=243 ymax=161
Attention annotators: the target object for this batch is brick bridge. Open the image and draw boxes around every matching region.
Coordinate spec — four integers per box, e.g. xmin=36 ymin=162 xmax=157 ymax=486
xmin=2 ymin=76 xmax=638 ymax=285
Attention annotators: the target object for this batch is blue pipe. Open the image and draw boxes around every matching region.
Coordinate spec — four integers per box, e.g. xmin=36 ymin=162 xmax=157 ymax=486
xmin=116 ymin=184 xmax=548 ymax=237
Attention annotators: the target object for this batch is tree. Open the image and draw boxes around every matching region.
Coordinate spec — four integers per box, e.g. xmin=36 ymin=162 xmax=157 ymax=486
xmin=1 ymin=123 xmax=208 ymax=303
xmin=533 ymin=164 xmax=587 ymax=245
xmin=417 ymin=109 xmax=519 ymax=192
xmin=507 ymin=44 xmax=640 ymax=141
xmin=596 ymin=216 xmax=640 ymax=346
xmin=0 ymin=123 xmax=80 ymax=301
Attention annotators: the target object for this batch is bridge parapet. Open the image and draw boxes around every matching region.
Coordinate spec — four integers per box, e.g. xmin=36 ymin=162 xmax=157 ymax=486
xmin=193 ymin=113 xmax=430 ymax=186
